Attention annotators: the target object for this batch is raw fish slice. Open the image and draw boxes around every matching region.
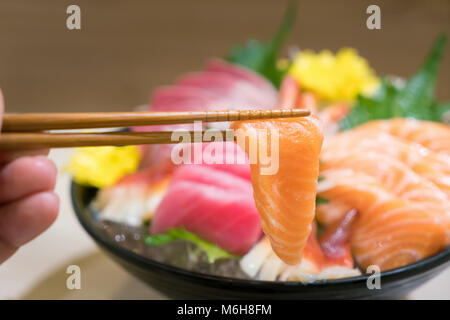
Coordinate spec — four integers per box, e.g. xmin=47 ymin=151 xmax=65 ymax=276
xmin=170 ymin=164 xmax=252 ymax=194
xmin=173 ymin=141 xmax=251 ymax=181
xmin=151 ymin=86 xmax=224 ymax=112
xmin=240 ymin=227 xmax=361 ymax=281
xmin=135 ymin=59 xmax=279 ymax=168
xmin=95 ymin=165 xmax=172 ymax=226
xmin=316 ymin=200 xmax=353 ymax=227
xmin=321 ymin=151 xmax=450 ymax=233
xmin=205 ymin=59 xmax=278 ymax=105
xmin=353 ymin=118 xmax=450 ymax=156
xmin=297 ymin=92 xmax=318 ymax=114
xmin=199 ymin=142 xmax=251 ymax=180
xmin=318 ymin=103 xmax=350 ymax=137
xmin=316 ymin=267 xmax=361 ymax=280
xmin=278 ymin=75 xmax=299 ymax=108
xmin=322 ymin=151 xmax=449 ymax=205
xmin=240 ymin=236 xmax=322 ymax=282
xmin=239 ymin=237 xmax=273 ymax=278
xmin=231 ymin=116 xmax=324 ymax=264
xmin=319 ymin=209 xmax=357 ymax=268
xmin=322 ymin=130 xmax=450 ymax=196
xmin=177 ymin=71 xmax=270 ymax=107
xmin=150 ymin=148 xmax=261 ymax=255
xmin=151 ymin=178 xmax=262 ymax=255
xmin=318 ymin=169 xmax=448 ymax=270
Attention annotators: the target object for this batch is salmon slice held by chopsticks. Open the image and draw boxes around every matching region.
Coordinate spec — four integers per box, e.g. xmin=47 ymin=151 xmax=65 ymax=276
xmin=231 ymin=116 xmax=324 ymax=265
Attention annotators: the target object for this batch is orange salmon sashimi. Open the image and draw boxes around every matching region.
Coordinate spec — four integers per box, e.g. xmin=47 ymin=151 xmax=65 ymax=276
xmin=318 ymin=169 xmax=448 ymax=270
xmin=318 ymin=103 xmax=350 ymax=137
xmin=352 ymin=118 xmax=450 ymax=157
xmin=322 ymin=130 xmax=450 ymax=198
xmin=321 ymin=151 xmax=450 ymax=242
xmin=231 ymin=116 xmax=324 ymax=265
xmin=316 ymin=200 xmax=353 ymax=227
xmin=322 ymin=151 xmax=449 ymax=206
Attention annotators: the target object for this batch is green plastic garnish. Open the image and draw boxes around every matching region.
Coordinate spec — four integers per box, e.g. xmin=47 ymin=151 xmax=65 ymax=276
xmin=340 ymin=33 xmax=448 ymax=130
xmin=227 ymin=0 xmax=298 ymax=87
xmin=144 ymin=228 xmax=238 ymax=263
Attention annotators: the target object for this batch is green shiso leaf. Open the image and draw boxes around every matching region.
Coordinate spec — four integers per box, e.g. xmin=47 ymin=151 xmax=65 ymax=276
xmin=144 ymin=228 xmax=237 ymax=263
xmin=431 ymin=101 xmax=450 ymax=123
xmin=340 ymin=78 xmax=399 ymax=130
xmin=315 ymin=197 xmax=329 ymax=205
xmin=391 ymin=33 xmax=447 ymax=119
xmin=340 ymin=33 xmax=448 ymax=130
xmin=144 ymin=233 xmax=174 ymax=246
xmin=227 ymin=0 xmax=298 ymax=87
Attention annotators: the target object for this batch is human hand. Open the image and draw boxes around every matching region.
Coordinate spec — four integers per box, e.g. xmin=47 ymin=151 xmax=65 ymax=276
xmin=0 ymin=90 xmax=59 ymax=264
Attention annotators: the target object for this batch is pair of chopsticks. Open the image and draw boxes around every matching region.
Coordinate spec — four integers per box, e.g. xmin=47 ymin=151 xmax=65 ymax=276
xmin=0 ymin=109 xmax=310 ymax=150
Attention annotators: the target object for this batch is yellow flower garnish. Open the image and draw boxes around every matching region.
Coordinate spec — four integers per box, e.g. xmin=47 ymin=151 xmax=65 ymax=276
xmin=67 ymin=146 xmax=141 ymax=188
xmin=289 ymin=48 xmax=379 ymax=101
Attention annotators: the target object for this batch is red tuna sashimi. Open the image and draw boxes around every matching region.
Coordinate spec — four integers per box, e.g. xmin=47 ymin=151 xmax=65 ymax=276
xmin=134 ymin=59 xmax=278 ymax=168
xmin=176 ymin=71 xmax=271 ymax=107
xmin=148 ymin=59 xmax=277 ymax=115
xmin=205 ymin=59 xmax=278 ymax=104
xmin=172 ymin=141 xmax=251 ymax=181
xmin=150 ymin=164 xmax=261 ymax=255
xmin=151 ymin=86 xmax=225 ymax=112
xmin=150 ymin=142 xmax=258 ymax=254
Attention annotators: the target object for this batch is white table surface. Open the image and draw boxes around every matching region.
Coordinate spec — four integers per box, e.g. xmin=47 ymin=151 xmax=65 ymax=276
xmin=0 ymin=149 xmax=448 ymax=300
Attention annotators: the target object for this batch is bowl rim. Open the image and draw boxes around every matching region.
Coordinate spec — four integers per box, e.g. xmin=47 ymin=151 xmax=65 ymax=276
xmin=71 ymin=181 xmax=450 ymax=288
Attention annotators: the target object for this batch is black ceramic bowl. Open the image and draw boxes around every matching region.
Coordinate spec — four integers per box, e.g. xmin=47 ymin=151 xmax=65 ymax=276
xmin=71 ymin=182 xmax=450 ymax=299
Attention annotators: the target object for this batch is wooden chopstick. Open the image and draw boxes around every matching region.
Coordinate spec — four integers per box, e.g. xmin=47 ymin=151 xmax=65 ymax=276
xmin=2 ymin=109 xmax=310 ymax=132
xmin=0 ymin=131 xmax=234 ymax=150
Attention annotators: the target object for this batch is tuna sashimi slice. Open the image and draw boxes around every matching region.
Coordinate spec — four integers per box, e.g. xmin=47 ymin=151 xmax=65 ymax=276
xmin=151 ymin=143 xmax=260 ymax=255
xmin=135 ymin=59 xmax=279 ymax=168
xmin=205 ymin=59 xmax=278 ymax=105
xmin=176 ymin=71 xmax=271 ymax=107
xmin=171 ymin=141 xmax=251 ymax=180
xmin=151 ymin=86 xmax=224 ymax=112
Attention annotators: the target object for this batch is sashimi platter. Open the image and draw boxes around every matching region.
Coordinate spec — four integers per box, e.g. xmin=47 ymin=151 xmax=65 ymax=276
xmin=69 ymin=3 xmax=450 ymax=292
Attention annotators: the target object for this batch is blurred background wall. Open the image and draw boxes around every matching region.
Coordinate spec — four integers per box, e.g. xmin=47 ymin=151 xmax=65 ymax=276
xmin=0 ymin=0 xmax=448 ymax=113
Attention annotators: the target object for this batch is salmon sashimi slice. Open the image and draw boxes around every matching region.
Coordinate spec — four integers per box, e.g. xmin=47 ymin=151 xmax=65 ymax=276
xmin=316 ymin=200 xmax=353 ymax=227
xmin=321 ymin=151 xmax=450 ymax=239
xmin=322 ymin=151 xmax=449 ymax=205
xmin=278 ymin=75 xmax=300 ymax=108
xmin=322 ymin=130 xmax=450 ymax=197
xmin=351 ymin=118 xmax=450 ymax=156
xmin=318 ymin=103 xmax=350 ymax=137
xmin=318 ymin=169 xmax=448 ymax=270
xmin=231 ymin=116 xmax=324 ymax=265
